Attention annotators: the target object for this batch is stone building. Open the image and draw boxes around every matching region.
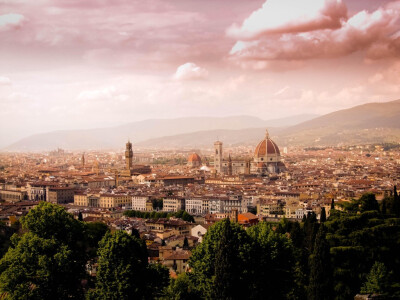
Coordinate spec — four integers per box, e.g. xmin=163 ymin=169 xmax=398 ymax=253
xmin=120 ymin=140 xmax=151 ymax=177
xmin=214 ymin=129 xmax=286 ymax=176
xmin=48 ymin=187 xmax=75 ymax=204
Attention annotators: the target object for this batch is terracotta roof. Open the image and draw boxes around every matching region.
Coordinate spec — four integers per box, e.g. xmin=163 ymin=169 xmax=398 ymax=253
xmin=238 ymin=212 xmax=258 ymax=221
xmin=254 ymin=138 xmax=280 ymax=157
xmin=188 ymin=153 xmax=202 ymax=163
xmin=164 ymin=250 xmax=191 ymax=260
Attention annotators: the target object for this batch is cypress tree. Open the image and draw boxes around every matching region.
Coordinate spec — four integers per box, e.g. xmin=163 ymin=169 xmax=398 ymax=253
xmin=320 ymin=207 xmax=327 ymax=223
xmin=359 ymin=193 xmax=379 ymax=212
xmin=303 ymin=212 xmax=319 ymax=256
xmin=308 ymin=225 xmax=332 ymax=300
xmin=394 ymin=186 xmax=400 ymax=217
xmin=360 ymin=262 xmax=389 ymax=295
xmin=331 ymin=199 xmax=335 ymax=210
xmin=302 ymin=214 xmax=307 ymax=223
xmin=214 ymin=219 xmax=238 ymax=300
xmin=381 ymin=199 xmax=387 ymax=215
xmin=78 ymin=211 xmax=83 ymax=221
xmin=183 ymin=237 xmax=189 ymax=249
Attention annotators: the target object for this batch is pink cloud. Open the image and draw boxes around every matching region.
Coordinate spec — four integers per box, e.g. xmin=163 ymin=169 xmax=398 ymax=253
xmin=227 ymin=0 xmax=347 ymax=39
xmin=174 ymin=63 xmax=208 ymax=80
xmin=0 ymin=76 xmax=12 ymax=85
xmin=0 ymin=13 xmax=26 ymax=31
xmin=229 ymin=1 xmax=400 ymax=63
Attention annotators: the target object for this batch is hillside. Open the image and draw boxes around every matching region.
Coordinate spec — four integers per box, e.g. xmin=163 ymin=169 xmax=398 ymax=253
xmin=5 ymin=99 xmax=400 ymax=151
xmin=136 ymin=99 xmax=400 ymax=148
xmin=3 ymin=114 xmax=316 ymax=151
xmin=278 ymin=99 xmax=400 ymax=146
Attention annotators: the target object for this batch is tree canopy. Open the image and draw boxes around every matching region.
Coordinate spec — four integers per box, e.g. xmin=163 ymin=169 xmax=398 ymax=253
xmin=0 ymin=202 xmax=87 ymax=299
xmin=0 ymin=233 xmax=80 ymax=299
xmin=89 ymin=230 xmax=169 ymax=300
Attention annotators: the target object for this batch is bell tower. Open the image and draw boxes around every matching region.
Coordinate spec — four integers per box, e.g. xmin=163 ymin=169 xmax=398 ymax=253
xmin=125 ymin=140 xmax=133 ymax=171
xmin=228 ymin=154 xmax=233 ymax=176
xmin=214 ymin=141 xmax=223 ymax=174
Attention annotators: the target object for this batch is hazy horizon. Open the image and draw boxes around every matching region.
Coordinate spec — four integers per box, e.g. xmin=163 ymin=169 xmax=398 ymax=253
xmin=1 ymin=0 xmax=400 ymax=147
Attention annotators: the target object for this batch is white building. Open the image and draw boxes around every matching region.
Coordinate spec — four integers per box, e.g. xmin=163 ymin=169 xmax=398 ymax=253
xmin=163 ymin=197 xmax=185 ymax=212
xmin=220 ymin=195 xmax=244 ymax=214
xmin=209 ymin=198 xmax=222 ymax=214
xmin=295 ymin=208 xmax=314 ymax=219
xmin=191 ymin=224 xmax=210 ymax=243
xmin=185 ymin=198 xmax=205 ymax=215
xmin=132 ymin=196 xmax=149 ymax=211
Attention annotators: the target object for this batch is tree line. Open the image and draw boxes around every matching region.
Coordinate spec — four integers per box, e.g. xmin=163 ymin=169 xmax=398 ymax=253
xmin=0 ymin=188 xmax=399 ymax=299
xmin=165 ymin=189 xmax=400 ymax=299
xmin=123 ymin=209 xmax=195 ymax=223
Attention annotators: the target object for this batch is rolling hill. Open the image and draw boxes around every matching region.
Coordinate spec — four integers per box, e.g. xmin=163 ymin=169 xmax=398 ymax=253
xmin=3 ymin=114 xmax=317 ymax=151
xmin=4 ymin=99 xmax=400 ymax=151
xmin=136 ymin=99 xmax=400 ymax=148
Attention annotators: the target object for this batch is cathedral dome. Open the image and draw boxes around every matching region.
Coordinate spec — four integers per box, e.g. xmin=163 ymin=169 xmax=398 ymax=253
xmin=254 ymin=130 xmax=280 ymax=158
xmin=188 ymin=153 xmax=202 ymax=163
xmin=188 ymin=153 xmax=202 ymax=167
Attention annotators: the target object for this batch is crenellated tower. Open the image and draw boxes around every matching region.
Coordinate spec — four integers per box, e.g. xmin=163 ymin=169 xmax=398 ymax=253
xmin=125 ymin=140 xmax=133 ymax=171
xmin=214 ymin=140 xmax=223 ymax=174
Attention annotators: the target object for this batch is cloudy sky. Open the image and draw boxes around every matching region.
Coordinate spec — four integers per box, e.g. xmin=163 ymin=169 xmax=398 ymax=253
xmin=0 ymin=0 xmax=399 ymax=147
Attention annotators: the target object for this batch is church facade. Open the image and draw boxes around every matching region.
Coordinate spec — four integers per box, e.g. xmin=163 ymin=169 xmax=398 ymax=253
xmin=214 ymin=130 xmax=286 ymax=176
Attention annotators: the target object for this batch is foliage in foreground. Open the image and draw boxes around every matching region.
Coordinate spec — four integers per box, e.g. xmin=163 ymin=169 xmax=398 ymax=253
xmin=0 ymin=202 xmax=109 ymax=299
xmin=87 ymin=230 xmax=169 ymax=300
xmin=0 ymin=189 xmax=400 ymax=299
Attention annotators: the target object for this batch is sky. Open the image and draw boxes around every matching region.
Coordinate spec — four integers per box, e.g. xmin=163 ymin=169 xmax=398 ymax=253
xmin=0 ymin=0 xmax=399 ymax=147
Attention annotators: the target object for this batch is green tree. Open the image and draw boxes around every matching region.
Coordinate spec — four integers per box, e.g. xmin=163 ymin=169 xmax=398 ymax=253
xmin=145 ymin=263 xmax=170 ymax=299
xmin=91 ymin=231 xmax=148 ymax=300
xmin=78 ymin=211 xmax=83 ymax=221
xmin=308 ymin=225 xmax=332 ymax=300
xmin=331 ymin=199 xmax=335 ymax=210
xmin=0 ymin=203 xmax=86 ymax=299
xmin=0 ymin=233 xmax=82 ymax=299
xmin=359 ymin=193 xmax=379 ymax=212
xmin=162 ymin=273 xmax=201 ymax=300
xmin=189 ymin=218 xmax=254 ymax=299
xmin=21 ymin=202 xmax=84 ymax=246
xmin=84 ymin=222 xmax=110 ymax=258
xmin=325 ymin=205 xmax=400 ymax=299
xmin=303 ymin=212 xmax=319 ymax=255
xmin=0 ymin=221 xmax=18 ymax=259
xmin=381 ymin=198 xmax=387 ymax=215
xmin=247 ymin=221 xmax=295 ymax=299
xmin=181 ymin=211 xmax=195 ymax=223
xmin=393 ymin=186 xmax=400 ymax=217
xmin=214 ymin=219 xmax=241 ymax=300
xmin=361 ymin=262 xmax=389 ymax=295
xmin=183 ymin=236 xmax=189 ymax=249
xmin=175 ymin=210 xmax=184 ymax=219
xmin=320 ymin=207 xmax=327 ymax=223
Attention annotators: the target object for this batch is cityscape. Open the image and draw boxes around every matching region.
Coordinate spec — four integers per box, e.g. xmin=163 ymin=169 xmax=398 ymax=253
xmin=1 ymin=0 xmax=400 ymax=299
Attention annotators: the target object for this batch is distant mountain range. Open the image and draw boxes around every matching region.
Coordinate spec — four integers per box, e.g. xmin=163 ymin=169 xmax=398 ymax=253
xmin=137 ymin=99 xmax=400 ymax=148
xmin=277 ymin=99 xmax=400 ymax=146
xmin=4 ymin=99 xmax=400 ymax=151
xmin=3 ymin=114 xmax=317 ymax=151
